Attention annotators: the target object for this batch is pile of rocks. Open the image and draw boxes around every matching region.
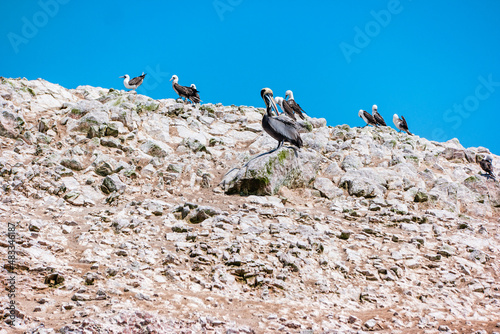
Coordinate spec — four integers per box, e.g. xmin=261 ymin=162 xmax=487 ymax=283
xmin=0 ymin=77 xmax=499 ymax=333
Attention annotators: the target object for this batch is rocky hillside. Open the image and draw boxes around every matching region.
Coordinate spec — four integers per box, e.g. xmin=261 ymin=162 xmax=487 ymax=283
xmin=0 ymin=77 xmax=499 ymax=333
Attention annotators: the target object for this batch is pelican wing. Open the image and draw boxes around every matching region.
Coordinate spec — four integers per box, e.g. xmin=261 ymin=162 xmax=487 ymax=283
xmin=267 ymin=116 xmax=302 ymax=147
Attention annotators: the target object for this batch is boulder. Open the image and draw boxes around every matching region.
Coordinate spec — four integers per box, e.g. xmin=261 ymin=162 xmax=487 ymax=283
xmin=0 ymin=109 xmax=25 ymax=139
xmin=222 ymin=148 xmax=321 ymax=196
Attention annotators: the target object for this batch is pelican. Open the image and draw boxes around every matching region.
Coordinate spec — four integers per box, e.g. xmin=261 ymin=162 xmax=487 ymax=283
xmin=393 ymin=114 xmax=412 ymax=135
xmin=274 ymin=96 xmax=297 ymax=120
xmin=479 ymin=155 xmax=496 ymax=180
xmin=119 ymin=73 xmax=146 ymax=91
xmin=285 ymin=90 xmax=306 ymax=120
xmin=261 ymin=88 xmax=302 ymax=152
xmin=358 ymin=109 xmax=378 ymax=127
xmin=372 ymin=105 xmax=386 ymax=126
xmin=170 ymin=75 xmax=201 ymax=104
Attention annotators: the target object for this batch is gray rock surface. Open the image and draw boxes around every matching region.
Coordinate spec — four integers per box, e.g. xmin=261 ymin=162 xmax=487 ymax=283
xmin=0 ymin=78 xmax=499 ymax=333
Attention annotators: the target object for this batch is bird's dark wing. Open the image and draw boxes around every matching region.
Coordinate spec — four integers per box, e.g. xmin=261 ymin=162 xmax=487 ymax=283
xmin=289 ymin=99 xmax=306 ymax=119
xmin=174 ymin=83 xmax=192 ymax=97
xmin=364 ymin=110 xmax=377 ymax=124
xmin=266 ymin=116 xmax=303 ymax=147
xmin=186 ymin=86 xmax=201 ymax=103
xmin=401 ymin=116 xmax=413 ymax=135
xmin=480 ymin=160 xmax=494 ymax=175
xmin=400 ymin=116 xmax=409 ymax=129
xmin=374 ymin=112 xmax=386 ymax=126
xmin=129 ymin=74 xmax=146 ymax=86
xmin=281 ymin=100 xmax=297 ymax=120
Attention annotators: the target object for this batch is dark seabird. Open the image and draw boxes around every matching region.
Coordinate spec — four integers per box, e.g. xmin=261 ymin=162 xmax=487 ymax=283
xmin=261 ymin=88 xmax=302 ymax=151
xmin=274 ymin=96 xmax=297 ymax=120
xmin=119 ymin=73 xmax=146 ymax=91
xmin=284 ymin=90 xmax=306 ymax=120
xmin=479 ymin=155 xmax=496 ymax=180
xmin=393 ymin=114 xmax=412 ymax=135
xmin=169 ymin=75 xmax=201 ymax=104
xmin=372 ymin=105 xmax=386 ymax=126
xmin=358 ymin=109 xmax=378 ymax=127
xmin=190 ymin=84 xmax=202 ymax=103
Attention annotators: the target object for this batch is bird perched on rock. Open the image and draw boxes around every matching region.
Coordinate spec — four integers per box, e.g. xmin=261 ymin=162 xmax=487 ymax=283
xmin=119 ymin=73 xmax=146 ymax=91
xmin=479 ymin=155 xmax=496 ymax=180
xmin=372 ymin=105 xmax=386 ymax=126
xmin=190 ymin=84 xmax=202 ymax=104
xmin=285 ymin=90 xmax=306 ymax=120
xmin=261 ymin=88 xmax=302 ymax=152
xmin=358 ymin=109 xmax=378 ymax=127
xmin=170 ymin=75 xmax=201 ymax=104
xmin=393 ymin=114 xmax=412 ymax=135
xmin=274 ymin=96 xmax=298 ymax=121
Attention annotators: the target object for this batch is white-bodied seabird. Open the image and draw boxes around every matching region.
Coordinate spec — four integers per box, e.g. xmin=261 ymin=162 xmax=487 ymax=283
xmin=274 ymin=96 xmax=297 ymax=121
xmin=169 ymin=75 xmax=201 ymax=104
xmin=372 ymin=105 xmax=386 ymax=126
xmin=479 ymin=155 xmax=496 ymax=180
xmin=392 ymin=114 xmax=412 ymax=135
xmin=358 ymin=109 xmax=378 ymax=127
xmin=261 ymin=88 xmax=303 ymax=151
xmin=119 ymin=73 xmax=146 ymax=91
xmin=284 ymin=90 xmax=306 ymax=120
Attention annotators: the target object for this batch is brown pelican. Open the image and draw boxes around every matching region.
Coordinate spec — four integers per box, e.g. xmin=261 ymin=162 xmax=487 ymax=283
xmin=261 ymin=88 xmax=303 ymax=151
xmin=358 ymin=109 xmax=378 ymax=127
xmin=479 ymin=155 xmax=496 ymax=180
xmin=372 ymin=105 xmax=386 ymax=126
xmin=119 ymin=73 xmax=146 ymax=91
xmin=274 ymin=96 xmax=297 ymax=120
xmin=393 ymin=114 xmax=412 ymax=135
xmin=170 ymin=75 xmax=201 ymax=104
xmin=284 ymin=90 xmax=306 ymax=120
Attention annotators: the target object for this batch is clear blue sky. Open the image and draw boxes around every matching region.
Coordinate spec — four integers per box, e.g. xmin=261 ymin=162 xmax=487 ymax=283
xmin=2 ymin=1 xmax=500 ymax=154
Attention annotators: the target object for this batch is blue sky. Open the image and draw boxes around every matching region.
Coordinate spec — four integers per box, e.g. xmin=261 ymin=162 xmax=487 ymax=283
xmin=2 ymin=1 xmax=500 ymax=154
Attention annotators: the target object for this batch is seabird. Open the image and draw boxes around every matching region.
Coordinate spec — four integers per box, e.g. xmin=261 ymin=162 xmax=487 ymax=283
xmin=119 ymin=73 xmax=146 ymax=91
xmin=358 ymin=109 xmax=378 ymax=127
xmin=274 ymin=96 xmax=297 ymax=120
xmin=284 ymin=90 xmax=306 ymax=120
xmin=190 ymin=84 xmax=202 ymax=103
xmin=169 ymin=75 xmax=201 ymax=104
xmin=372 ymin=105 xmax=386 ymax=126
xmin=261 ymin=88 xmax=303 ymax=152
xmin=479 ymin=155 xmax=496 ymax=180
xmin=392 ymin=114 xmax=412 ymax=135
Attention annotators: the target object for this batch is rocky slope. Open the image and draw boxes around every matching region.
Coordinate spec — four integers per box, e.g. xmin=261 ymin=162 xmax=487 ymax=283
xmin=0 ymin=77 xmax=499 ymax=333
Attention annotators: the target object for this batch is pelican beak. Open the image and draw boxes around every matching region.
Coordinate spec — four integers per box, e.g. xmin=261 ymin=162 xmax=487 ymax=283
xmin=264 ymin=93 xmax=279 ymax=116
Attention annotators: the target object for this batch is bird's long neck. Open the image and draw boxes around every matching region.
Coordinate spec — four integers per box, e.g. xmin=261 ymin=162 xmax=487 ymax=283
xmin=266 ymin=104 xmax=275 ymax=117
xmin=288 ymin=92 xmax=294 ymax=100
xmin=172 ymin=77 xmax=178 ymax=85
xmin=123 ymin=77 xmax=129 ymax=85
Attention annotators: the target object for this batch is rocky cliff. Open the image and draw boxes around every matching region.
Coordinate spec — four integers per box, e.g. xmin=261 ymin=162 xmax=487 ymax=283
xmin=0 ymin=77 xmax=499 ymax=333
